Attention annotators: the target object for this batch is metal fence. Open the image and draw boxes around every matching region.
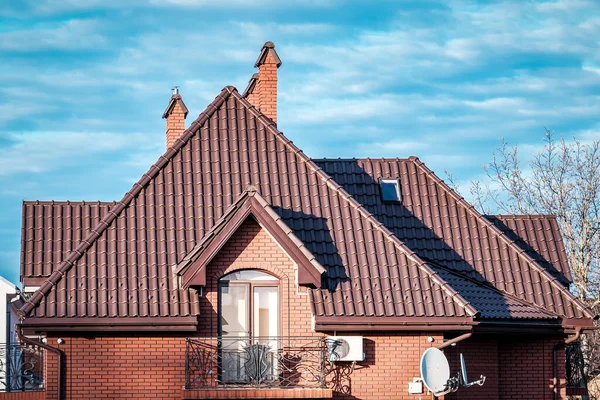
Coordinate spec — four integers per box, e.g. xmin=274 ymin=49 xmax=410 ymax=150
xmin=185 ymin=336 xmax=328 ymax=389
xmin=0 ymin=343 xmax=44 ymax=392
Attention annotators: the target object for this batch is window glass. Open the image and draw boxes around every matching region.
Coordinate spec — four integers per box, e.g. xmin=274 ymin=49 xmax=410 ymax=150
xmin=380 ymin=179 xmax=401 ymax=201
xmin=221 ymin=270 xmax=277 ymax=281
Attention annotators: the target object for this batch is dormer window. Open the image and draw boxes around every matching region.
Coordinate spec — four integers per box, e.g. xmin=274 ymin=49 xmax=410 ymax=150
xmin=380 ymin=178 xmax=401 ymax=202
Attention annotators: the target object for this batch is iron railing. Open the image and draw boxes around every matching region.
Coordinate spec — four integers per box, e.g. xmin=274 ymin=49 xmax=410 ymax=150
xmin=0 ymin=343 xmax=44 ymax=392
xmin=566 ymin=341 xmax=587 ymax=390
xmin=185 ymin=336 xmax=328 ymax=389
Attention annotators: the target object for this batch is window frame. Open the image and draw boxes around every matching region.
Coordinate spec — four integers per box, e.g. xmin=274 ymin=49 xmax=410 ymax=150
xmin=217 ymin=270 xmax=281 ymax=339
xmin=379 ymin=178 xmax=402 ymax=202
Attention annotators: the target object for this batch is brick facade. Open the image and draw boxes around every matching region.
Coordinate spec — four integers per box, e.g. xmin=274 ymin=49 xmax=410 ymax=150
xmin=36 ymin=218 xmax=569 ymax=399
xmin=0 ymin=392 xmax=45 ymax=400
xmin=445 ymin=335 xmax=566 ymax=400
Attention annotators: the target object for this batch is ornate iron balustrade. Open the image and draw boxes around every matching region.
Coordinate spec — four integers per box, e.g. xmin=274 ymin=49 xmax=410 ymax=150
xmin=185 ymin=336 xmax=328 ymax=389
xmin=0 ymin=343 xmax=44 ymax=392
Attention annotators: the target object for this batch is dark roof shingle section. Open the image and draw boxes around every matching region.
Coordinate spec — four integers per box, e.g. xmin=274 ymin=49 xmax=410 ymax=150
xmin=431 ymin=266 xmax=557 ymax=319
xmin=486 ymin=214 xmax=572 ymax=285
xmin=314 ymin=158 xmax=593 ymax=320
xmin=20 ymin=88 xmax=477 ymax=322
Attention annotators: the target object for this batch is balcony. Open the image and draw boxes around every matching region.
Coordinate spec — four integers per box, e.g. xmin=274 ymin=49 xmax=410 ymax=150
xmin=0 ymin=342 xmax=44 ymax=393
xmin=184 ymin=336 xmax=333 ymax=399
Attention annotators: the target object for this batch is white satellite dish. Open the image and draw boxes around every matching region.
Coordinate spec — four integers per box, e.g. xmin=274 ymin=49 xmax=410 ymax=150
xmin=420 ymin=348 xmax=451 ymax=394
xmin=420 ymin=348 xmax=486 ymax=397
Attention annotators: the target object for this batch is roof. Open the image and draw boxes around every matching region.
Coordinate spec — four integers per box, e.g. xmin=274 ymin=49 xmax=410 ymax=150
xmin=18 ymin=89 xmax=595 ymax=330
xmin=313 ymin=158 xmax=593 ymax=321
xmin=19 ymin=87 xmax=478 ymax=326
xmin=21 ymin=201 xmax=116 ymax=282
xmin=486 ymin=214 xmax=572 ymax=285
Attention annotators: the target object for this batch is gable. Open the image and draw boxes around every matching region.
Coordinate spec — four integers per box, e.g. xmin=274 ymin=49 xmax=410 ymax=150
xmin=19 ymin=87 xmax=478 ymax=324
xmin=175 ymin=188 xmax=325 ymax=288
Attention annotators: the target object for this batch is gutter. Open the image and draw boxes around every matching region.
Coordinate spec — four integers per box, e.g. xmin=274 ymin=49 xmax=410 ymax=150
xmin=17 ymin=325 xmax=63 ymax=400
xmin=553 ymin=328 xmax=581 ymax=400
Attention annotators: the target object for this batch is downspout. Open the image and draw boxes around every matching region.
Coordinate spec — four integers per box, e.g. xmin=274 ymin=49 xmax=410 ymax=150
xmin=5 ymin=294 xmax=11 ymax=391
xmin=17 ymin=325 xmax=63 ymax=400
xmin=437 ymin=332 xmax=472 ymax=350
xmin=553 ymin=328 xmax=581 ymax=400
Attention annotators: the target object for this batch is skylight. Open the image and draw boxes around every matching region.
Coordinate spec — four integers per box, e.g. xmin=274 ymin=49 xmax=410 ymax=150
xmin=380 ymin=179 xmax=401 ymax=202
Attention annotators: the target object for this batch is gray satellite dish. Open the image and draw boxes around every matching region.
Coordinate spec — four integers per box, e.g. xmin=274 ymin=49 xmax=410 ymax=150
xmin=420 ymin=348 xmax=486 ymax=397
xmin=420 ymin=348 xmax=451 ymax=394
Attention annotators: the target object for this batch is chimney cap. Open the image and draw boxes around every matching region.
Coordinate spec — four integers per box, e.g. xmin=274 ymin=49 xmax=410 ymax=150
xmin=254 ymin=41 xmax=282 ymax=68
xmin=242 ymin=73 xmax=260 ymax=97
xmin=162 ymin=88 xmax=189 ymax=119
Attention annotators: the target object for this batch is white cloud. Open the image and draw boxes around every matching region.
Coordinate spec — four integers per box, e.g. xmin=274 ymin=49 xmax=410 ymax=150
xmin=0 ymin=131 xmax=147 ymax=176
xmin=0 ymin=19 xmax=108 ymax=51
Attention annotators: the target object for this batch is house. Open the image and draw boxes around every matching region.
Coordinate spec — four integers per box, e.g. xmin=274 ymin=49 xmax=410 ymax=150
xmin=15 ymin=42 xmax=597 ymax=400
xmin=0 ymin=276 xmax=22 ymax=392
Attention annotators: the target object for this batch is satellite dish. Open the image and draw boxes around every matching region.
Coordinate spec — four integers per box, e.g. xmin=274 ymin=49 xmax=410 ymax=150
xmin=420 ymin=348 xmax=486 ymax=396
xmin=460 ymin=353 xmax=468 ymax=386
xmin=420 ymin=348 xmax=451 ymax=394
xmin=460 ymin=353 xmax=486 ymax=388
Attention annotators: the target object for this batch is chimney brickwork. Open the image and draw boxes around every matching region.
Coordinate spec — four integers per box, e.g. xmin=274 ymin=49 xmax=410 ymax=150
xmin=162 ymin=89 xmax=189 ymax=149
xmin=257 ymin=51 xmax=279 ymax=123
xmin=244 ymin=42 xmax=281 ymax=124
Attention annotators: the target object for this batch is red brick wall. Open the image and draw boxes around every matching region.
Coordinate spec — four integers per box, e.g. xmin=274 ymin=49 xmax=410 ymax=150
xmin=199 ymin=217 xmax=314 ymax=337
xmin=45 ymin=336 xmax=186 ymax=400
xmin=445 ymin=335 xmax=566 ymax=400
xmin=0 ymin=392 xmax=45 ymax=400
xmin=166 ymin=101 xmax=186 ymax=149
xmin=330 ymin=333 xmax=442 ymax=400
xmin=498 ymin=336 xmax=565 ymax=400
xmin=257 ymin=52 xmax=278 ymax=123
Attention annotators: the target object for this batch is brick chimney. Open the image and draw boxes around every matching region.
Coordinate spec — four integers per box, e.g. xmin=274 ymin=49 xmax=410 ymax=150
xmin=162 ymin=87 xmax=189 ymax=149
xmin=243 ymin=42 xmax=282 ymax=123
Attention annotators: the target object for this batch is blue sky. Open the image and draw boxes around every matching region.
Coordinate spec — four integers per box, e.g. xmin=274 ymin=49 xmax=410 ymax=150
xmin=1 ymin=0 xmax=599 ymax=285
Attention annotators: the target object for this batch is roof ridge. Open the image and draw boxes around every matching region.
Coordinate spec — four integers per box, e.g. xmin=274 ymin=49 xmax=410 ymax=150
xmin=19 ymin=87 xmax=234 ymax=317
xmin=231 ymin=91 xmax=478 ymax=318
xmin=487 ymin=214 xmax=558 ymax=220
xmin=22 ymin=200 xmax=117 ymax=206
xmin=312 ymin=157 xmax=411 ymax=162
xmin=410 ymin=157 xmax=594 ymax=319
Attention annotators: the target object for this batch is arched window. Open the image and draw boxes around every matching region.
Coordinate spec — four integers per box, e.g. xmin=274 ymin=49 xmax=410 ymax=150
xmin=219 ymin=270 xmax=279 ymax=339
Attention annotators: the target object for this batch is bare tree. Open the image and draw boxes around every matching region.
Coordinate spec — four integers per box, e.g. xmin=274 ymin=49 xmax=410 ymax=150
xmin=469 ymin=129 xmax=600 ymax=397
xmin=471 ymin=130 xmax=600 ymax=306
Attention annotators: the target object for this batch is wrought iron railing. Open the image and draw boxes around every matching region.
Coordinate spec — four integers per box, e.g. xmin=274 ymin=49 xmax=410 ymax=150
xmin=566 ymin=342 xmax=587 ymax=389
xmin=0 ymin=343 xmax=44 ymax=392
xmin=185 ymin=336 xmax=328 ymax=389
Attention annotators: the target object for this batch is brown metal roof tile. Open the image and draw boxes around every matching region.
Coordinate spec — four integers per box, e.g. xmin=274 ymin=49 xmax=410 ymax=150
xmin=20 ymin=88 xmax=477 ymax=325
xmin=486 ymin=214 xmax=572 ymax=285
xmin=314 ymin=158 xmax=593 ymax=321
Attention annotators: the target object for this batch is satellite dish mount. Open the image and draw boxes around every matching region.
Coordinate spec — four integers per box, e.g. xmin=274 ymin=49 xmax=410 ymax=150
xmin=420 ymin=347 xmax=485 ymax=397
